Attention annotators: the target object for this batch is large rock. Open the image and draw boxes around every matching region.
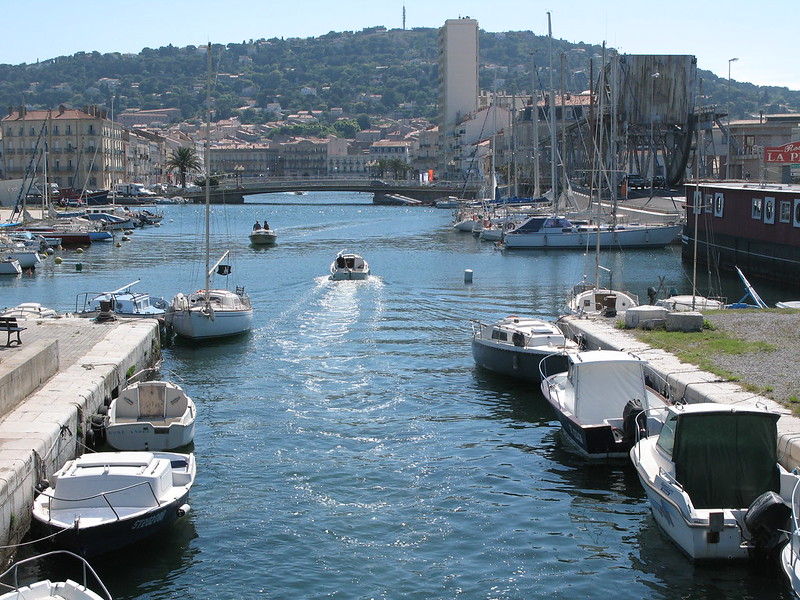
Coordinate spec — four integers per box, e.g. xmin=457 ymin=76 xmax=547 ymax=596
xmin=666 ymin=311 xmax=704 ymax=332
xmin=625 ymin=306 xmax=669 ymax=329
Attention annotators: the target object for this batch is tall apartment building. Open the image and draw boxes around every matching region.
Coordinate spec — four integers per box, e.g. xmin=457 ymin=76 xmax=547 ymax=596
xmin=1 ymin=105 xmax=124 ymax=190
xmin=437 ymin=17 xmax=479 ymax=180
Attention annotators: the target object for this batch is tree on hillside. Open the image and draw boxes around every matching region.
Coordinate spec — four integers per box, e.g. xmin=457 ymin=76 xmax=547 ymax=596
xmin=166 ymin=146 xmax=202 ymax=188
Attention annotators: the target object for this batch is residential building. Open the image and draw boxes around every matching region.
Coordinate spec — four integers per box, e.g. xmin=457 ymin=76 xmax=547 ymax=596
xmin=1 ymin=104 xmax=124 ymax=190
xmin=437 ymin=17 xmax=479 ymax=179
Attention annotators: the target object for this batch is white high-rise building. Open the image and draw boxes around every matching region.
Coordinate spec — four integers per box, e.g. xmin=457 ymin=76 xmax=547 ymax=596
xmin=438 ymin=17 xmax=479 ymax=180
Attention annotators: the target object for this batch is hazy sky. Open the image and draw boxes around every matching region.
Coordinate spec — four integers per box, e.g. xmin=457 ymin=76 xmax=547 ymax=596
xmin=6 ymin=0 xmax=798 ymax=90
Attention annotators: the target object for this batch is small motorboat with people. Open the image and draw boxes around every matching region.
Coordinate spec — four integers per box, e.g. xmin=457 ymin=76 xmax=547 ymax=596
xmin=249 ymin=220 xmax=277 ymax=245
xmin=471 ymin=315 xmax=578 ymax=382
xmin=631 ymin=402 xmax=798 ymax=561
xmin=330 ymin=250 xmax=370 ymax=281
xmin=75 ymin=279 xmax=167 ymax=321
xmin=541 ymin=350 xmax=670 ymax=459
xmin=104 ymin=380 xmax=196 ymax=451
xmin=0 ymin=550 xmax=112 ymax=600
xmin=32 ymin=450 xmax=196 ymax=557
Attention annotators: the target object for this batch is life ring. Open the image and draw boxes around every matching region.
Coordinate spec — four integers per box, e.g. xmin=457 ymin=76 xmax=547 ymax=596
xmin=504 ymin=222 xmax=516 ymax=230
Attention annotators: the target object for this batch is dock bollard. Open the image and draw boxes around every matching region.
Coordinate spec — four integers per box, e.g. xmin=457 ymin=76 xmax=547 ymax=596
xmin=464 ymin=269 xmax=473 ymax=284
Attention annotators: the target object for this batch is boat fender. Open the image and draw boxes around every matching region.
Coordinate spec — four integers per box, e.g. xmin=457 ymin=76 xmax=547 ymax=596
xmin=505 ymin=222 xmax=515 ymax=230
xmin=177 ymin=503 xmax=191 ymax=518
xmin=85 ymin=427 xmax=96 ymax=449
xmin=744 ymin=491 xmax=791 ymax=555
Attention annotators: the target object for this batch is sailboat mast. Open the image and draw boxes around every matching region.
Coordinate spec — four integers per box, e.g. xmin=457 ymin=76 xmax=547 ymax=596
xmin=204 ymin=43 xmax=212 ymax=299
xmin=547 ymin=12 xmax=557 ymax=210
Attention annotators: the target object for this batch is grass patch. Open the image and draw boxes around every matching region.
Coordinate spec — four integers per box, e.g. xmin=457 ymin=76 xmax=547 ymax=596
xmin=631 ymin=327 xmax=777 ymax=380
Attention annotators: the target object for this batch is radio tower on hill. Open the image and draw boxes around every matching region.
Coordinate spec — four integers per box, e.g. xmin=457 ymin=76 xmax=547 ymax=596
xmin=402 ymin=3 xmax=406 ymax=29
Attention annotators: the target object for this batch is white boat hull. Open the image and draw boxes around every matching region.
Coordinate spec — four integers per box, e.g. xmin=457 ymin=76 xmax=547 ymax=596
xmin=0 ymin=258 xmax=21 ymax=275
xmin=169 ymin=307 xmax=253 ymax=339
xmin=249 ymin=229 xmax=277 ymax=244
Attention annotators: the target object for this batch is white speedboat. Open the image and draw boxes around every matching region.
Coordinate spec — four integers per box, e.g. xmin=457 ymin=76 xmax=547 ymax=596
xmin=631 ymin=402 xmax=797 ymax=560
xmin=105 ymin=380 xmax=196 ymax=451
xmin=471 ymin=316 xmax=578 ymax=382
xmin=541 ymin=350 xmax=669 ymax=459
xmin=32 ymin=451 xmax=195 ymax=557
xmin=330 ymin=250 xmax=370 ymax=281
xmin=0 ymin=551 xmax=112 ymax=600
xmin=75 ymin=279 xmax=167 ymax=320
xmin=249 ymin=227 xmax=277 ymax=245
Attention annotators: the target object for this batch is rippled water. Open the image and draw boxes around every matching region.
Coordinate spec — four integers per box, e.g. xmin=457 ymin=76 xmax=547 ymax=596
xmin=2 ymin=193 xmax=792 ymax=599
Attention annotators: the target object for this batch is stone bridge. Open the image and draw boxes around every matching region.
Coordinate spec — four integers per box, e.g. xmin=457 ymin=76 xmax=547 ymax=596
xmin=175 ymin=177 xmax=479 ymax=204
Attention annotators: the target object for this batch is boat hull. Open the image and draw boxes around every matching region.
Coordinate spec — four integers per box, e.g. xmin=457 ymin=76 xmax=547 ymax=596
xmin=471 ymin=339 xmax=568 ymax=382
xmin=329 ymin=270 xmax=370 ymax=281
xmin=169 ymin=307 xmax=253 ymax=339
xmin=34 ymin=492 xmax=190 ymax=558
xmin=504 ymin=224 xmax=681 ymax=248
xmin=249 ymin=230 xmax=277 ymax=244
xmin=105 ymin=421 xmax=195 ymax=451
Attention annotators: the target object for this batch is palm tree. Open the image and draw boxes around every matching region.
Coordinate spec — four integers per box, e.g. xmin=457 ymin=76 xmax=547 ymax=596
xmin=166 ymin=146 xmax=202 ymax=188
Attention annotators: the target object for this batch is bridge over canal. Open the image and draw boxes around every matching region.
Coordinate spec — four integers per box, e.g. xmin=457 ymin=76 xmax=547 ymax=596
xmin=175 ymin=177 xmax=479 ymax=204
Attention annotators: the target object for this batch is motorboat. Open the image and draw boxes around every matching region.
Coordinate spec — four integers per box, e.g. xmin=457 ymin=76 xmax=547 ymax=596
xmin=32 ymin=451 xmax=195 ymax=557
xmin=75 ymin=279 xmax=167 ymax=321
xmin=330 ymin=250 xmax=370 ymax=281
xmin=0 ymin=302 xmax=60 ymax=319
xmin=471 ymin=315 xmax=578 ymax=382
xmin=0 ymin=550 xmax=112 ymax=600
xmin=503 ymin=215 xmax=681 ymax=249
xmin=105 ymin=380 xmax=196 ymax=451
xmin=166 ymin=46 xmax=253 ymax=341
xmin=249 ymin=227 xmax=277 ymax=245
xmin=655 ymin=294 xmax=725 ymax=312
xmin=566 ymin=278 xmax=639 ymax=317
xmin=783 ymin=481 xmax=800 ymax=597
xmin=631 ymin=402 xmax=798 ymax=560
xmin=0 ymin=257 xmax=21 ymax=275
xmin=541 ymin=350 xmax=669 ymax=459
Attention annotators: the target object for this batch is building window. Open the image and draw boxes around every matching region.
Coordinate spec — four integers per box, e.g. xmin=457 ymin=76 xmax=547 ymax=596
xmin=714 ymin=193 xmax=724 ymax=217
xmin=692 ymin=190 xmax=702 ymax=214
xmin=764 ymin=197 xmax=775 ymax=224
xmin=751 ymin=198 xmax=762 ymax=220
xmin=780 ymin=200 xmax=791 ymax=223
xmin=705 ymin=194 xmax=713 ymax=213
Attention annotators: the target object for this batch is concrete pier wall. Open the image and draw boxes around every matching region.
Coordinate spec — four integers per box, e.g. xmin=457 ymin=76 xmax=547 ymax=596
xmin=557 ymin=315 xmax=800 ymax=471
xmin=0 ymin=319 xmax=161 ymax=559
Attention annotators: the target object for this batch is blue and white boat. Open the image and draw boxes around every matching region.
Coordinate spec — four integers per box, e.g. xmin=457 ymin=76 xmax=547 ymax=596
xmin=76 ymin=279 xmax=167 ymax=320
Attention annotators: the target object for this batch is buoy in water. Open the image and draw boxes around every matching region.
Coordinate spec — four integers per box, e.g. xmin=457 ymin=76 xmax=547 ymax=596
xmin=76 ymin=247 xmax=84 ymax=254
xmin=464 ymin=269 xmax=474 ymax=284
xmin=54 ymin=256 xmax=62 ymax=265
xmin=75 ymin=263 xmax=83 ymax=272
xmin=115 ymin=242 xmax=122 ymax=247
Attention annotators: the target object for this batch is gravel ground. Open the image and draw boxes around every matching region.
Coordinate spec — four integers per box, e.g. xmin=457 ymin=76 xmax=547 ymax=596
xmin=703 ymin=310 xmax=800 ymax=406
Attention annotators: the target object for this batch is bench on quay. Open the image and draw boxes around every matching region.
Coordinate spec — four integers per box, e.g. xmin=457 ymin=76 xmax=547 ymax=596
xmin=0 ymin=316 xmax=25 ymax=347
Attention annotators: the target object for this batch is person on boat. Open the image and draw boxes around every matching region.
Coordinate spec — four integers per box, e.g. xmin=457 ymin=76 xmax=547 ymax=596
xmin=263 ymin=221 xmax=270 ymax=230
xmin=253 ymin=220 xmax=261 ymax=231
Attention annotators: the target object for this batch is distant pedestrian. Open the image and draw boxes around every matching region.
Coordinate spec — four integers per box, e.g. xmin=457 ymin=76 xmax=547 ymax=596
xmin=745 ymin=172 xmax=751 ymax=181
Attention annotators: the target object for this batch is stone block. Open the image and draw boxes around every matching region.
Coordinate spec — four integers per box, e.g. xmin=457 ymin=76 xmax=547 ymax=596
xmin=665 ymin=311 xmax=704 ymax=332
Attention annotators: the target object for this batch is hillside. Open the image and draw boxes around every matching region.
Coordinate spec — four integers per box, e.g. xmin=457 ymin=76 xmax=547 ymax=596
xmin=0 ymin=27 xmax=797 ymax=124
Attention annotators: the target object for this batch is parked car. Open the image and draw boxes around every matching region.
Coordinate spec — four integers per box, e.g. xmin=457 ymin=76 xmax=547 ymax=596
xmin=649 ymin=175 xmax=666 ymax=189
xmin=623 ymin=173 xmax=646 ymax=189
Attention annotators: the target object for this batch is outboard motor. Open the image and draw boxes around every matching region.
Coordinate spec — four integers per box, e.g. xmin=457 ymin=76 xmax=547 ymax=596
xmin=744 ymin=491 xmax=791 ymax=557
xmin=622 ymin=398 xmax=646 ymax=448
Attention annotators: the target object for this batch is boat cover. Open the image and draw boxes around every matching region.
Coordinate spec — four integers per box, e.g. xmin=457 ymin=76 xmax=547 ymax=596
xmin=572 ymin=359 xmax=646 ymax=425
xmin=672 ymin=411 xmax=780 ymax=509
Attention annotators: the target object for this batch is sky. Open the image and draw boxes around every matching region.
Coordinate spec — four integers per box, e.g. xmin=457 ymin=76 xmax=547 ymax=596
xmin=5 ymin=0 xmax=798 ymax=91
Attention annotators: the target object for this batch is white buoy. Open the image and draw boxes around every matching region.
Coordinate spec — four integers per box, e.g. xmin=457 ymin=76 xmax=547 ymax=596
xmin=464 ymin=269 xmax=473 ymax=284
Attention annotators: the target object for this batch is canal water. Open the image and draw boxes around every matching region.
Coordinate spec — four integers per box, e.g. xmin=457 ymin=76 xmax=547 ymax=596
xmin=1 ymin=192 xmax=793 ymax=599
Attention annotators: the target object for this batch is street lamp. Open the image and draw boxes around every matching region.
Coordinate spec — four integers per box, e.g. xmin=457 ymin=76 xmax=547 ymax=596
xmin=726 ymin=57 xmax=738 ymax=180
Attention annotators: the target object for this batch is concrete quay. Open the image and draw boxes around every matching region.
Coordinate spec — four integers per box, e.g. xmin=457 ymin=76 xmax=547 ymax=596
xmin=557 ymin=315 xmax=800 ymax=472
xmin=0 ymin=316 xmax=161 ymax=560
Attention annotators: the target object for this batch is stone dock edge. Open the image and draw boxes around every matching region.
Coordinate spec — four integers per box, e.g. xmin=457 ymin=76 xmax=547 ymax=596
xmin=0 ymin=318 xmax=161 ymax=561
